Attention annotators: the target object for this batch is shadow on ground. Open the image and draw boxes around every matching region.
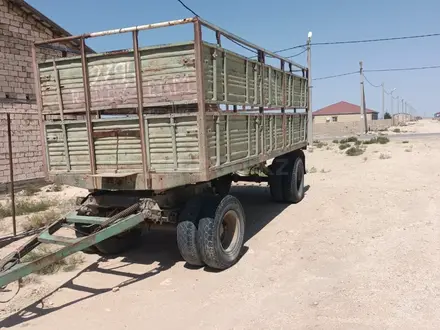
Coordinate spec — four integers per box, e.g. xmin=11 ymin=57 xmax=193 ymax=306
xmin=0 ymin=184 xmax=310 ymax=327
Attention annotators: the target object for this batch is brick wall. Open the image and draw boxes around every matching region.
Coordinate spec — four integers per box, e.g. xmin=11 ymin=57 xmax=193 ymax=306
xmin=0 ymin=0 xmax=81 ymax=186
xmin=0 ymin=110 xmax=43 ymax=184
xmin=0 ymin=0 xmax=69 ymax=101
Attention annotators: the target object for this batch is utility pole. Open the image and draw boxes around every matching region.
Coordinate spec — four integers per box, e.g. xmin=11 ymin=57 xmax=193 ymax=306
xmin=397 ymin=96 xmax=400 ymax=113
xmin=402 ymin=99 xmax=404 ymax=114
xmin=359 ymin=61 xmax=368 ymax=133
xmin=381 ymin=82 xmax=385 ymax=119
xmin=306 ymin=31 xmax=313 ymax=146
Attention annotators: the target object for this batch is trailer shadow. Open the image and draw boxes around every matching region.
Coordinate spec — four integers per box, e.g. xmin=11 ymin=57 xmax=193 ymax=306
xmin=0 ymin=183 xmax=310 ymax=328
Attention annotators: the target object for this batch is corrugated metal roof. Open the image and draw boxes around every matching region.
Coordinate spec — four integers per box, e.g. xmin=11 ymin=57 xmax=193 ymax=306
xmin=313 ymin=101 xmax=378 ymax=116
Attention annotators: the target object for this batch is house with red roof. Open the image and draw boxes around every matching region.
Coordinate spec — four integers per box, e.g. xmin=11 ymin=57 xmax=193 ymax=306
xmin=313 ymin=101 xmax=379 ymax=124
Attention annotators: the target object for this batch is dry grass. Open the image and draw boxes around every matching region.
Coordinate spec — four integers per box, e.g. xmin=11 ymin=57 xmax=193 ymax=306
xmin=22 ymin=246 xmax=85 ymax=275
xmin=402 ymin=141 xmax=409 ymax=144
xmin=405 ymin=148 xmax=412 ymax=152
xmin=346 ymin=146 xmax=365 ymax=156
xmin=340 ymin=136 xmax=358 ymax=143
xmin=21 ymin=209 xmax=61 ymax=232
xmin=22 ymin=185 xmax=41 ymax=197
xmin=363 ymin=136 xmax=390 ymax=145
xmin=379 ymin=153 xmax=392 ymax=160
xmin=339 ymin=143 xmax=350 ymax=150
xmin=332 ymin=139 xmax=339 ymax=144
xmin=313 ymin=140 xmax=328 ymax=148
xmin=393 ymin=128 xmax=401 ymax=133
xmin=308 ymin=167 xmax=317 ymax=173
xmin=0 ymin=199 xmax=54 ymax=219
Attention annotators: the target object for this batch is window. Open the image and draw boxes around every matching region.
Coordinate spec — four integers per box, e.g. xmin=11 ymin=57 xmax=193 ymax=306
xmin=332 ymin=116 xmax=338 ymax=122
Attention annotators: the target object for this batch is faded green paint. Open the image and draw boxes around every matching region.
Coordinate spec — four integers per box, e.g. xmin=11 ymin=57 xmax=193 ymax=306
xmin=40 ymin=40 xmax=308 ymax=191
xmin=0 ymin=213 xmax=144 ymax=288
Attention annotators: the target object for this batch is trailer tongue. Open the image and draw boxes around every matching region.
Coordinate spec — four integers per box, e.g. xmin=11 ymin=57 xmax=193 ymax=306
xmin=0 ymin=203 xmax=145 ymax=288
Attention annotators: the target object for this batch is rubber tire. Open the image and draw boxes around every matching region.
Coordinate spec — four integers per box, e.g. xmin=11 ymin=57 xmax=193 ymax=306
xmin=282 ymin=157 xmax=305 ymax=204
xmin=211 ymin=175 xmax=232 ymax=197
xmin=176 ymin=196 xmax=205 ymax=266
xmin=197 ymin=195 xmax=246 ymax=270
xmin=94 ymin=227 xmax=143 ymax=255
xmin=268 ymin=161 xmax=284 ymax=202
xmin=74 ymin=223 xmax=99 ymax=254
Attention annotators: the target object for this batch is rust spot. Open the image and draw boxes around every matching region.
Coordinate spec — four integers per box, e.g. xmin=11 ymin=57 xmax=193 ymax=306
xmin=182 ymin=57 xmax=196 ymax=68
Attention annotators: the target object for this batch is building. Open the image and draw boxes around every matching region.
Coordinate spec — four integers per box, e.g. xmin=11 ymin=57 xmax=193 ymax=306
xmin=0 ymin=0 xmax=89 ymax=187
xmin=313 ymin=101 xmax=379 ymax=124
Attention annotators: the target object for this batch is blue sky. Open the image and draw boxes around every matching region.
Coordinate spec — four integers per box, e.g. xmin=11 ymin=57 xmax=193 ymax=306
xmin=28 ymin=0 xmax=440 ymax=117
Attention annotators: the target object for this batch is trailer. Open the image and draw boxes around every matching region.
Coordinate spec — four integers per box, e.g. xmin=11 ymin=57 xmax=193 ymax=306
xmin=0 ymin=17 xmax=311 ymax=287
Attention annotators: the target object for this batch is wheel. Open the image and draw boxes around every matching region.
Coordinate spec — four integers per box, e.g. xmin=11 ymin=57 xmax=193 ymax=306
xmin=74 ymin=223 xmax=99 ymax=254
xmin=176 ymin=196 xmax=205 ymax=266
xmin=197 ymin=195 xmax=246 ymax=270
xmin=268 ymin=159 xmax=286 ymax=202
xmin=94 ymin=227 xmax=143 ymax=255
xmin=282 ymin=157 xmax=305 ymax=203
xmin=211 ymin=175 xmax=232 ymax=197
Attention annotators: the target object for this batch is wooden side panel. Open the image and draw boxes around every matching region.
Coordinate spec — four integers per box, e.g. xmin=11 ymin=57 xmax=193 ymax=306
xmin=203 ymin=43 xmax=307 ymax=108
xmin=92 ymin=119 xmax=142 ymax=171
xmin=146 ymin=115 xmax=200 ymax=171
xmin=46 ymin=121 xmax=90 ymax=172
xmin=140 ymin=43 xmax=198 ymax=106
xmin=38 ymin=42 xmax=198 ymax=114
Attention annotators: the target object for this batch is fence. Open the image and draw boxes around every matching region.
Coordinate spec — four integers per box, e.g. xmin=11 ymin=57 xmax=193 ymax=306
xmin=313 ymin=119 xmax=393 ymax=139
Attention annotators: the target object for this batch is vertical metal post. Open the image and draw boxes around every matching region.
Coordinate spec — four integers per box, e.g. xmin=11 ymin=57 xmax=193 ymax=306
xmin=381 ymin=82 xmax=385 ymax=119
xmin=359 ymin=61 xmax=367 ymax=134
xmin=6 ymin=114 xmax=16 ymax=236
xmin=306 ymin=33 xmax=313 ymax=146
xmin=80 ymin=38 xmax=96 ymax=176
xmin=397 ymin=96 xmax=400 ymax=113
xmin=133 ymin=30 xmax=149 ymax=188
xmin=52 ymin=60 xmax=71 ymax=171
xmin=194 ymin=19 xmax=209 ymax=178
xmin=281 ymin=60 xmax=286 ymax=149
xmin=31 ymin=44 xmax=48 ymax=179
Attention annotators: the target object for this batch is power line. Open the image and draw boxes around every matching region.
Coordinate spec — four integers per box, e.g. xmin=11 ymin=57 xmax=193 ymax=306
xmin=365 ymin=65 xmax=440 ymax=72
xmin=313 ymin=71 xmax=358 ymax=81
xmin=286 ymin=48 xmax=307 ymax=58
xmin=274 ymin=32 xmax=440 ymax=54
xmin=364 ymin=75 xmax=382 ymax=88
xmin=177 ymin=0 xmax=199 ymax=16
xmin=176 ymin=1 xmax=256 ymax=54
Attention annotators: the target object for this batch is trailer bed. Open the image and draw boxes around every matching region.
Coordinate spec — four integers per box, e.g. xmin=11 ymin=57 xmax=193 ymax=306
xmin=33 ymin=17 xmax=310 ymax=191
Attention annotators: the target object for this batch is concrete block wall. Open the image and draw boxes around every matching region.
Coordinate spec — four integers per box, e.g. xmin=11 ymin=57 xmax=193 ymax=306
xmin=0 ymin=0 xmax=67 ymax=101
xmin=313 ymin=119 xmax=393 ymax=139
xmin=0 ymin=0 xmax=82 ymax=186
xmin=0 ymin=110 xmax=43 ymax=184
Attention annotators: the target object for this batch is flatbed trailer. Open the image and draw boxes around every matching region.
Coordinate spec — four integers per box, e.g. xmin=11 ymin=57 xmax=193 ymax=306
xmin=0 ymin=17 xmax=311 ymax=287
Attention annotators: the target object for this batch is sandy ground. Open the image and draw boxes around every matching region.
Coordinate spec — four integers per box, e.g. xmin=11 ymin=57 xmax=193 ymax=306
xmin=0 ymin=120 xmax=439 ymax=329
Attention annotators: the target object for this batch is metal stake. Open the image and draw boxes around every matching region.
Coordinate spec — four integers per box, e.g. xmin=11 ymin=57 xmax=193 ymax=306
xmin=7 ymin=114 xmax=16 ymax=236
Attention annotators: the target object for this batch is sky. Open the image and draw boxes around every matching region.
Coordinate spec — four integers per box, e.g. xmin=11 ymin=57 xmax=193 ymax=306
xmin=27 ymin=0 xmax=440 ymax=117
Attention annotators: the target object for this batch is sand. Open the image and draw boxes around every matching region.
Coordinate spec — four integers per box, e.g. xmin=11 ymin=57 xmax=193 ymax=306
xmin=0 ymin=120 xmax=439 ymax=329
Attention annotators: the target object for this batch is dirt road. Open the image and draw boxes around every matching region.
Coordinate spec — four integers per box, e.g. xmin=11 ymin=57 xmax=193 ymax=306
xmin=1 ymin=122 xmax=439 ymax=329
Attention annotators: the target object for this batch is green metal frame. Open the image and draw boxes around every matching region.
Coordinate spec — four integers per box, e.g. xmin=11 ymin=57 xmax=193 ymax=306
xmin=0 ymin=212 xmax=144 ymax=288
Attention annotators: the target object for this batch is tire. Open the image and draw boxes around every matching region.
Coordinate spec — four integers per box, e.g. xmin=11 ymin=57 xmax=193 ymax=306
xmin=268 ymin=160 xmax=285 ymax=202
xmin=197 ymin=195 xmax=246 ymax=270
xmin=176 ymin=196 xmax=205 ymax=266
xmin=282 ymin=157 xmax=305 ymax=203
xmin=74 ymin=223 xmax=99 ymax=254
xmin=94 ymin=227 xmax=143 ymax=255
xmin=211 ymin=175 xmax=232 ymax=197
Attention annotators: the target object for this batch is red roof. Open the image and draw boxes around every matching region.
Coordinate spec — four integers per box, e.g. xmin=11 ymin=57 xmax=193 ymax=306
xmin=313 ymin=101 xmax=378 ymax=116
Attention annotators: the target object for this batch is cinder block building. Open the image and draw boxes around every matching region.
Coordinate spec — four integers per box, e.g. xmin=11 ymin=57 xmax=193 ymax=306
xmin=0 ymin=0 xmax=86 ymax=188
xmin=313 ymin=101 xmax=379 ymax=124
